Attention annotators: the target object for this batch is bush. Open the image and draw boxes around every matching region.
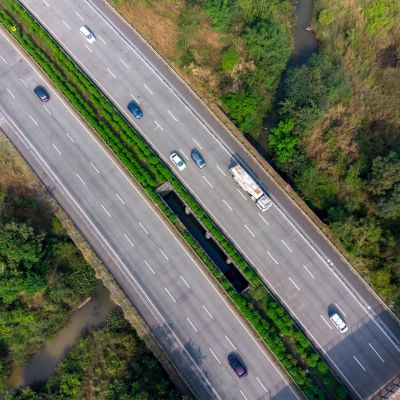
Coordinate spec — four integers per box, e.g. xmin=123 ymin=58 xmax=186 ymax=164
xmin=221 ymin=46 xmax=240 ymax=72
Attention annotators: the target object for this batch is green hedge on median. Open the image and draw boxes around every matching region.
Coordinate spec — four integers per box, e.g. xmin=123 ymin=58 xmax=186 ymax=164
xmin=0 ymin=2 xmax=348 ymax=398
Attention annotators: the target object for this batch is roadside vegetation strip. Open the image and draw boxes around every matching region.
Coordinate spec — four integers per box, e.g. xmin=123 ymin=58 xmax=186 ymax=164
xmin=0 ymin=2 xmax=347 ymax=398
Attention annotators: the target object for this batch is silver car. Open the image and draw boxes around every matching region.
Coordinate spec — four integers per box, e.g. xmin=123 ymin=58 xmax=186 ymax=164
xmin=170 ymin=151 xmax=186 ymax=171
xmin=191 ymin=148 xmax=206 ymax=168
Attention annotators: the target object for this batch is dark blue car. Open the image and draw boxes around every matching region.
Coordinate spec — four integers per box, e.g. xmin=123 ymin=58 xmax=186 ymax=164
xmin=127 ymin=101 xmax=143 ymax=119
xmin=33 ymin=85 xmax=50 ymax=102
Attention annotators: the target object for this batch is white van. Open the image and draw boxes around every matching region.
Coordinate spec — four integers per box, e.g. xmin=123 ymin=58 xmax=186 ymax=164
xmin=329 ymin=313 xmax=348 ymax=333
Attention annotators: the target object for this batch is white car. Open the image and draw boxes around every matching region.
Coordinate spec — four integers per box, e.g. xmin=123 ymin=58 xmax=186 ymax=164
xmin=80 ymin=26 xmax=96 ymax=44
xmin=329 ymin=313 xmax=348 ymax=333
xmin=170 ymin=152 xmax=186 ymax=171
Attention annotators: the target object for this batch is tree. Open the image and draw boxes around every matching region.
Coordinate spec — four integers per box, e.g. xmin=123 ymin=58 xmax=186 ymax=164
xmin=268 ymin=119 xmax=299 ymax=164
xmin=0 ymin=221 xmax=44 ymax=275
xmin=369 ymin=152 xmax=400 ymax=195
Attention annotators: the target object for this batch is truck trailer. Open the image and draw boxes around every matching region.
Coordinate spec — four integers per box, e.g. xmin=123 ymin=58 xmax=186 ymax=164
xmin=230 ymin=164 xmax=272 ymax=212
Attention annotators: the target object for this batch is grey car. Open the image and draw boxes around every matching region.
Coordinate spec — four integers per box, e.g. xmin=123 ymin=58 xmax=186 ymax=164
xmin=191 ymin=148 xmax=206 ymax=168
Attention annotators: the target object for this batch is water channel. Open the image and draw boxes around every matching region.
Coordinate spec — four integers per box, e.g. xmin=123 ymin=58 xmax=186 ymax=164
xmin=7 ymin=283 xmax=115 ymax=390
xmin=254 ymin=0 xmax=318 ymax=154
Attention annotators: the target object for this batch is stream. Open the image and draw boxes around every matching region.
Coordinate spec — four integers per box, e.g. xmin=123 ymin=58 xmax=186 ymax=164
xmin=253 ymin=0 xmax=318 ymax=154
xmin=6 ymin=283 xmax=115 ymax=390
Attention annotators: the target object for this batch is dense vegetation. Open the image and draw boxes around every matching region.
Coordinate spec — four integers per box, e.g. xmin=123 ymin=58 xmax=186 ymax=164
xmin=6 ymin=309 xmax=185 ymax=400
xmin=0 ymin=1 xmax=347 ymax=397
xmin=270 ymin=0 xmax=400 ymax=313
xmin=0 ymin=135 xmax=97 ymax=392
xmin=112 ymin=0 xmax=293 ymax=137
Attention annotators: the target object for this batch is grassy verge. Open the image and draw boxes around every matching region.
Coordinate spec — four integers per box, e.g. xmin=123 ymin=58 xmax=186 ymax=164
xmin=0 ymin=1 xmax=347 ymax=398
xmin=0 ymin=135 xmax=97 ymax=392
xmin=109 ymin=0 xmax=293 ymax=138
xmin=268 ymin=0 xmax=400 ymax=314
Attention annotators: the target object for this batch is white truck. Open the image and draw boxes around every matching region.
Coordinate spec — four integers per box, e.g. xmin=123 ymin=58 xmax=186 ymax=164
xmin=230 ymin=165 xmax=272 ymax=212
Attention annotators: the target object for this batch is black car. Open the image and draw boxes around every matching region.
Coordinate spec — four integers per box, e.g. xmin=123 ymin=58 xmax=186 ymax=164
xmin=127 ymin=101 xmax=143 ymax=119
xmin=33 ymin=85 xmax=50 ymax=102
xmin=228 ymin=354 xmax=247 ymax=378
xmin=191 ymin=148 xmax=206 ymax=168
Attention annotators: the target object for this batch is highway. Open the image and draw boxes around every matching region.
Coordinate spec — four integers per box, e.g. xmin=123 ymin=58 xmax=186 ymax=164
xmin=16 ymin=0 xmax=400 ymax=397
xmin=7 ymin=0 xmax=400 ymax=398
xmin=0 ymin=29 xmax=298 ymax=400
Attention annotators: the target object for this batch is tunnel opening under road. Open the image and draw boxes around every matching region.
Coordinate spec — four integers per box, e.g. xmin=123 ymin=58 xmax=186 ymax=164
xmin=158 ymin=184 xmax=249 ymax=293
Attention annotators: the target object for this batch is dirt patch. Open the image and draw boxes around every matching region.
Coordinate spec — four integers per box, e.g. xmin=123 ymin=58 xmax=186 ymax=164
xmin=378 ymin=45 xmax=400 ymax=68
xmin=110 ymin=1 xmax=183 ymax=60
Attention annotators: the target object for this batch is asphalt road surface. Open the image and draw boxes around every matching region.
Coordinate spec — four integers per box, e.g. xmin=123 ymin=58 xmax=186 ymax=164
xmin=0 ymin=29 xmax=298 ymax=400
xmin=11 ymin=0 xmax=400 ymax=397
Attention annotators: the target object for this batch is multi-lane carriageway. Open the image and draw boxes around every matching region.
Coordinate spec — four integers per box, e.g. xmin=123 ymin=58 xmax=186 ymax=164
xmin=5 ymin=0 xmax=400 ymax=398
xmin=0 ymin=28 xmax=298 ymax=400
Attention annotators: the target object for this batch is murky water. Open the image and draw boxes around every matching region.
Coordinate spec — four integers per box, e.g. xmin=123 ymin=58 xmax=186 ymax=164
xmin=253 ymin=0 xmax=318 ymax=154
xmin=288 ymin=0 xmax=318 ymax=68
xmin=7 ymin=283 xmax=115 ymax=389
